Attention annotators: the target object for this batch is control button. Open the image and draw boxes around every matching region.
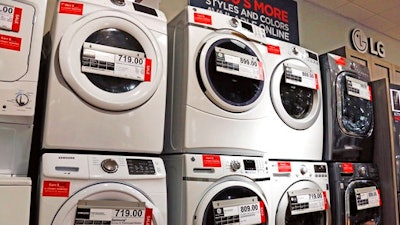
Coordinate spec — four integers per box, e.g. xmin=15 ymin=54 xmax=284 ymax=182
xmin=358 ymin=166 xmax=367 ymax=176
xmin=292 ymin=47 xmax=299 ymax=55
xmin=300 ymin=166 xmax=308 ymax=175
xmin=111 ymin=0 xmax=125 ymax=6
xmin=16 ymin=94 xmax=29 ymax=106
xmin=230 ymin=160 xmax=241 ymax=171
xmin=229 ymin=18 xmax=239 ymax=28
xmin=101 ymin=158 xmax=119 ymax=173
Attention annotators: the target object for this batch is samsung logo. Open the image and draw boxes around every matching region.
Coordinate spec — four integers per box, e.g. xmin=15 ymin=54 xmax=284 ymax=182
xmin=58 ymin=156 xmax=75 ymax=160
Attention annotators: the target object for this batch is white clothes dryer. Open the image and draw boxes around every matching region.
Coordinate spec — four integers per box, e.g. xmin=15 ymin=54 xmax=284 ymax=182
xmin=37 ymin=153 xmax=167 ymax=225
xmin=268 ymin=161 xmax=331 ymax=225
xmin=262 ymin=38 xmax=323 ymax=161
xmin=42 ymin=0 xmax=167 ymax=154
xmin=0 ymin=0 xmax=46 ymax=176
xmin=164 ymin=6 xmax=271 ymax=156
xmin=163 ymin=153 xmax=272 ymax=225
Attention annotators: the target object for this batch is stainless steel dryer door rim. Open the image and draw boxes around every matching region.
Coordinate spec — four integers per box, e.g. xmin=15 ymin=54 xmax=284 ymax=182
xmin=58 ymin=10 xmax=163 ymax=111
xmin=275 ymin=180 xmax=331 ymax=225
xmin=193 ymin=176 xmax=269 ymax=225
xmin=270 ymin=58 xmax=322 ymax=130
xmin=51 ymin=182 xmax=164 ymax=225
xmin=196 ymin=31 xmax=265 ymax=113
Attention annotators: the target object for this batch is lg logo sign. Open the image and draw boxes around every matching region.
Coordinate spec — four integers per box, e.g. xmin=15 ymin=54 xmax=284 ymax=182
xmin=351 ymin=28 xmax=385 ymax=58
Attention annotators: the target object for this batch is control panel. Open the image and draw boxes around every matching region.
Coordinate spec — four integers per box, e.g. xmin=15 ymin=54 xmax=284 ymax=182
xmin=0 ymin=83 xmax=36 ymax=117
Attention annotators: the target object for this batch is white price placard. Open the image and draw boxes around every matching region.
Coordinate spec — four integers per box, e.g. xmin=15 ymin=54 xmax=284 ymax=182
xmin=288 ymin=189 xmax=325 ymax=215
xmin=284 ymin=63 xmax=318 ymax=90
xmin=346 ymin=76 xmax=371 ymax=101
xmin=212 ymin=196 xmax=266 ymax=225
xmin=0 ymin=4 xmax=21 ymax=32
xmin=215 ymin=47 xmax=263 ymax=81
xmin=74 ymin=200 xmax=153 ymax=225
xmin=81 ymin=42 xmax=152 ymax=82
xmin=355 ymin=186 xmax=380 ymax=210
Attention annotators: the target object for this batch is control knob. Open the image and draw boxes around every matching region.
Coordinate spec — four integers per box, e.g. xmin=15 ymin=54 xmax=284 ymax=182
xmin=229 ymin=18 xmax=239 ymax=28
xmin=15 ymin=94 xmax=29 ymax=106
xmin=300 ymin=166 xmax=308 ymax=175
xmin=101 ymin=158 xmax=119 ymax=173
xmin=230 ymin=160 xmax=241 ymax=171
xmin=358 ymin=166 xmax=367 ymax=176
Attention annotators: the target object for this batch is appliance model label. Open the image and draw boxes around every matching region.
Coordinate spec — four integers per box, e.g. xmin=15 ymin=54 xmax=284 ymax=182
xmin=59 ymin=1 xmax=84 ymax=15
xmin=212 ymin=196 xmax=266 ymax=225
xmin=354 ymin=186 xmax=381 ymax=210
xmin=215 ymin=47 xmax=264 ymax=81
xmin=288 ymin=188 xmax=326 ymax=215
xmin=42 ymin=180 xmax=70 ymax=197
xmin=81 ymin=42 xmax=152 ymax=82
xmin=74 ymin=200 xmax=153 ymax=225
xmin=188 ymin=0 xmax=299 ymax=44
xmin=284 ymin=63 xmax=318 ymax=90
xmin=0 ymin=4 xmax=22 ymax=32
xmin=345 ymin=76 xmax=372 ymax=101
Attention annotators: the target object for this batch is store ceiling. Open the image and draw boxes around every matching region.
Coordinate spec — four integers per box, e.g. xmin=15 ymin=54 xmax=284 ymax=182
xmin=303 ymin=0 xmax=400 ymax=41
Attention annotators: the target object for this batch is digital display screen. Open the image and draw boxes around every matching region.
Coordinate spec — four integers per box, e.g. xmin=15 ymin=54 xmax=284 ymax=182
xmin=241 ymin=21 xmax=253 ymax=33
xmin=314 ymin=165 xmax=327 ymax=173
xmin=132 ymin=3 xmax=157 ymax=16
xmin=126 ymin=159 xmax=155 ymax=175
xmin=307 ymin=51 xmax=318 ymax=61
xmin=244 ymin=160 xmax=256 ymax=171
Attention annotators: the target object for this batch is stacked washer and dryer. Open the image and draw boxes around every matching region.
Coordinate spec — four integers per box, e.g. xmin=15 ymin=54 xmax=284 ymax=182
xmin=0 ymin=0 xmax=46 ymax=224
xmin=319 ymin=53 xmax=382 ymax=225
xmin=163 ymin=5 xmax=332 ymax=225
xmin=36 ymin=0 xmax=169 ymax=225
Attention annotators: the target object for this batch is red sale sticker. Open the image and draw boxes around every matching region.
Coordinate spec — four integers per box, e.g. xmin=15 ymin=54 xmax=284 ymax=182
xmin=258 ymin=61 xmax=264 ymax=80
xmin=202 ymin=154 xmax=221 ymax=167
xmin=377 ymin=189 xmax=382 ymax=206
xmin=194 ymin=12 xmax=212 ymax=25
xmin=144 ymin=208 xmax=153 ymax=225
xmin=323 ymin=191 xmax=329 ymax=210
xmin=0 ymin=34 xmax=21 ymax=51
xmin=42 ymin=180 xmax=70 ymax=197
xmin=335 ymin=57 xmax=346 ymax=66
xmin=341 ymin=163 xmax=354 ymax=174
xmin=277 ymin=161 xmax=291 ymax=172
xmin=266 ymin=44 xmax=281 ymax=55
xmin=259 ymin=201 xmax=266 ymax=223
xmin=11 ymin=7 xmax=22 ymax=32
xmin=59 ymin=1 xmax=84 ymax=15
xmin=368 ymin=85 xmax=373 ymax=101
xmin=315 ymin=74 xmax=319 ymax=90
xmin=144 ymin=58 xmax=152 ymax=82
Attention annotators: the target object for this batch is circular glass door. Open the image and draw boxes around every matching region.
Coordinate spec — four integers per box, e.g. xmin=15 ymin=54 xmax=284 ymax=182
xmin=194 ymin=179 xmax=269 ymax=225
xmin=345 ymin=181 xmax=382 ymax=225
xmin=197 ymin=34 xmax=264 ymax=113
xmin=336 ymin=72 xmax=374 ymax=136
xmin=270 ymin=59 xmax=321 ymax=130
xmin=275 ymin=181 xmax=330 ymax=225
xmin=58 ymin=11 xmax=163 ymax=111
xmin=52 ymin=182 xmax=164 ymax=225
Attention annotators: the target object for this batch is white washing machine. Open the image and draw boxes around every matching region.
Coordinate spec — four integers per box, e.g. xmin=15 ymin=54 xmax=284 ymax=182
xmin=0 ymin=0 xmax=46 ymax=175
xmin=37 ymin=153 xmax=167 ymax=225
xmin=0 ymin=177 xmax=32 ymax=225
xmin=163 ymin=153 xmax=272 ymax=225
xmin=164 ymin=6 xmax=271 ymax=156
xmin=320 ymin=53 xmax=374 ymax=162
xmin=42 ymin=0 xmax=167 ymax=153
xmin=269 ymin=161 xmax=331 ymax=225
xmin=262 ymin=38 xmax=323 ymax=161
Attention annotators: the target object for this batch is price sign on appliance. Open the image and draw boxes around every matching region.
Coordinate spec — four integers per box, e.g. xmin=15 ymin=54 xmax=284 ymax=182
xmin=0 ymin=4 xmax=22 ymax=32
xmin=74 ymin=200 xmax=152 ymax=225
xmin=288 ymin=188 xmax=325 ymax=215
xmin=355 ymin=186 xmax=381 ymax=210
xmin=212 ymin=196 xmax=266 ymax=225
xmin=215 ymin=47 xmax=263 ymax=81
xmin=346 ymin=76 xmax=371 ymax=101
xmin=284 ymin=63 xmax=318 ymax=90
xmin=81 ymin=42 xmax=152 ymax=82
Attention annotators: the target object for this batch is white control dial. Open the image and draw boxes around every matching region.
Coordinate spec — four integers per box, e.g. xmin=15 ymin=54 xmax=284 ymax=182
xmin=101 ymin=158 xmax=119 ymax=173
xmin=300 ymin=166 xmax=308 ymax=175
